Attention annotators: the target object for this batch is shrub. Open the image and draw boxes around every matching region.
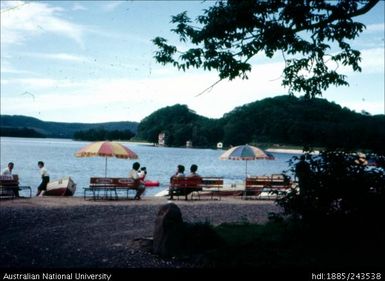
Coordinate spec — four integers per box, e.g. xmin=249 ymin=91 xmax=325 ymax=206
xmin=278 ymin=151 xmax=385 ymax=230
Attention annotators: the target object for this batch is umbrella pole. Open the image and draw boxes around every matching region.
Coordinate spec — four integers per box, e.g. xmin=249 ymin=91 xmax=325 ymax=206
xmin=245 ymin=160 xmax=248 ymax=178
xmin=105 ymin=157 xmax=107 ymax=178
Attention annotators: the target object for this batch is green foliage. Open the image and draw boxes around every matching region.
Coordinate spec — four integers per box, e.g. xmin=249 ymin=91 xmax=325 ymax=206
xmin=0 ymin=127 xmax=46 ymax=138
xmin=137 ymin=104 xmax=223 ymax=147
xmin=0 ymin=115 xmax=138 ymax=139
xmin=223 ymin=96 xmax=385 ymax=152
xmin=278 ymin=151 xmax=385 ymax=225
xmin=204 ymin=219 xmax=385 ymax=268
xmin=197 ymin=149 xmax=385 ymax=268
xmin=153 ymin=0 xmax=379 ymax=97
xmin=73 ymin=127 xmax=135 ymax=141
xmin=137 ymin=96 xmax=385 ymax=151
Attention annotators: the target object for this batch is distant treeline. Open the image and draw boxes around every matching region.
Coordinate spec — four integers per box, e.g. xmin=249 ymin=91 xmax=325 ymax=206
xmin=2 ymin=95 xmax=384 ymax=152
xmin=137 ymin=96 xmax=385 ymax=152
xmin=0 ymin=127 xmax=46 ymax=138
xmin=0 ymin=115 xmax=138 ymax=139
xmin=73 ymin=128 xmax=135 ymax=141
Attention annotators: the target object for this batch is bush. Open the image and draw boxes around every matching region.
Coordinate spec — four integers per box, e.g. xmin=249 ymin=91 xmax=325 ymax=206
xmin=278 ymin=151 xmax=385 ymax=229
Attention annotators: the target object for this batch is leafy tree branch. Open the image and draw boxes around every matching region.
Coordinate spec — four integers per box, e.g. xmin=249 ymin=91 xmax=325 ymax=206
xmin=153 ymin=0 xmax=379 ymax=98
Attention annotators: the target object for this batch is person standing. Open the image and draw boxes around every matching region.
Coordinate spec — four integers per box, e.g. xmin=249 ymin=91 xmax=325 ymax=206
xmin=128 ymin=162 xmax=145 ymax=200
xmin=36 ymin=161 xmax=49 ymax=196
xmin=295 ymin=155 xmax=311 ymax=194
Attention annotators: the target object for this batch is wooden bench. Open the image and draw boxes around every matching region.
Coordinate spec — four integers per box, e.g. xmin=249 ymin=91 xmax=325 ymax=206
xmin=84 ymin=177 xmax=140 ymax=200
xmin=195 ymin=177 xmax=224 ymax=200
xmin=243 ymin=174 xmax=292 ymax=200
xmin=0 ymin=175 xmax=31 ymax=199
xmin=243 ymin=176 xmax=270 ymax=199
xmin=169 ymin=176 xmax=202 ymax=200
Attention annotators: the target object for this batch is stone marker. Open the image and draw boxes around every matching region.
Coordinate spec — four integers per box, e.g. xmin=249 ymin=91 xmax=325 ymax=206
xmin=153 ymin=203 xmax=185 ymax=257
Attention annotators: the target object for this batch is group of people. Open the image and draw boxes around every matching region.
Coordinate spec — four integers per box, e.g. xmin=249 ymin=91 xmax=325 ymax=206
xmin=173 ymin=164 xmax=201 ymax=178
xmin=2 ymin=160 xmax=148 ymax=199
xmin=2 ymin=161 xmax=201 ymax=200
xmin=1 ymin=161 xmax=49 ymax=197
xmin=168 ymin=164 xmax=201 ymax=200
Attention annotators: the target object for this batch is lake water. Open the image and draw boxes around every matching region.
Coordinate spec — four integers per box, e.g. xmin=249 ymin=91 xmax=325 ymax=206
xmin=0 ymin=137 xmax=301 ymax=197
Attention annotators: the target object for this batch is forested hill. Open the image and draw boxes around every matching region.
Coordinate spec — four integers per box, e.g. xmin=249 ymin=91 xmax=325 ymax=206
xmin=2 ymin=96 xmax=384 ymax=151
xmin=0 ymin=115 xmax=138 ymax=139
xmin=137 ymin=96 xmax=385 ymax=151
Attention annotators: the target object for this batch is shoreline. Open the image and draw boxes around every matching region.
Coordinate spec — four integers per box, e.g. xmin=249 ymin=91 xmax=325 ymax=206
xmin=266 ymin=148 xmax=320 ymax=154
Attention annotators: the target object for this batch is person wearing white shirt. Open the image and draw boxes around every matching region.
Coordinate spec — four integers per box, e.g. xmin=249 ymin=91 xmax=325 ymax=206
xmin=2 ymin=162 xmax=19 ymax=197
xmin=36 ymin=161 xmax=50 ymax=196
xmin=1 ymin=162 xmax=14 ymax=176
xmin=128 ymin=162 xmax=145 ymax=200
xmin=187 ymin=164 xmax=201 ymax=178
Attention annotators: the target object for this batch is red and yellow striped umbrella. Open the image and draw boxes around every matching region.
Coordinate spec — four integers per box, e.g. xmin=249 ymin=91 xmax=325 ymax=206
xmin=75 ymin=141 xmax=138 ymax=176
xmin=75 ymin=141 xmax=138 ymax=159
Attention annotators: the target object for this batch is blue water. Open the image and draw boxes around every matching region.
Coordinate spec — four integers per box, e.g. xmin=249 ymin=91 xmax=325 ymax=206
xmin=0 ymin=137 xmax=300 ymax=197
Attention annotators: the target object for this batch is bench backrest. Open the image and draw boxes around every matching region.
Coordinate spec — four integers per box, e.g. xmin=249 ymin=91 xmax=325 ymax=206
xmin=245 ymin=176 xmax=270 ymax=190
xmin=0 ymin=175 xmax=19 ymax=187
xmin=201 ymin=177 xmax=224 ymax=188
xmin=90 ymin=177 xmax=140 ymax=188
xmin=246 ymin=174 xmax=292 ymax=190
xmin=170 ymin=176 xmax=202 ymax=188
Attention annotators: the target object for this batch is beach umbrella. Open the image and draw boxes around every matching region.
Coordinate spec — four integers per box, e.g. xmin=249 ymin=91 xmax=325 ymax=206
xmin=75 ymin=141 xmax=138 ymax=177
xmin=220 ymin=144 xmax=274 ymax=177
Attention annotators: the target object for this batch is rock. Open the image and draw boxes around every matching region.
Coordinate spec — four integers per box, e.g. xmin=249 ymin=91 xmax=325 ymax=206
xmin=153 ymin=203 xmax=185 ymax=257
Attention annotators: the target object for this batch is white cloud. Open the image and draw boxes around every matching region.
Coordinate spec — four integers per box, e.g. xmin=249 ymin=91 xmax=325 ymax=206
xmin=72 ymin=3 xmax=87 ymax=11
xmin=1 ymin=1 xmax=86 ymax=48
xmin=342 ymin=101 xmax=384 ymax=114
xmin=327 ymin=47 xmax=385 ymax=75
xmin=359 ymin=48 xmax=385 ymax=73
xmin=17 ymin=78 xmax=58 ymax=89
xmin=0 ymin=61 xmax=286 ymax=122
xmin=101 ymin=1 xmax=124 ymax=12
xmin=3 ymin=78 xmax=83 ymax=90
xmin=365 ymin=23 xmax=385 ymax=33
xmin=1 ymin=58 xmax=34 ymax=75
xmin=22 ymin=52 xmax=89 ymax=63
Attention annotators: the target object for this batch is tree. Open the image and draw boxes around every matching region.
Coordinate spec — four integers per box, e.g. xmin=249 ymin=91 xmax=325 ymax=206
xmin=153 ymin=0 xmax=379 ymax=98
xmin=279 ymin=151 xmax=385 ymax=225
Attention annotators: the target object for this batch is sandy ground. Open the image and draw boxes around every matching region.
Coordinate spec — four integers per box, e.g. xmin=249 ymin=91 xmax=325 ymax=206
xmin=0 ymin=196 xmax=281 ymax=269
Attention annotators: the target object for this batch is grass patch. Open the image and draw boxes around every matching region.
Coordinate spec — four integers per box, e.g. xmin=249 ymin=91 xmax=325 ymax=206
xmin=199 ymin=220 xmax=385 ymax=269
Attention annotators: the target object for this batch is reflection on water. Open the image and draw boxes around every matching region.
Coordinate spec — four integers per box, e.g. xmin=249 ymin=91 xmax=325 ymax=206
xmin=0 ymin=137 xmax=300 ymax=197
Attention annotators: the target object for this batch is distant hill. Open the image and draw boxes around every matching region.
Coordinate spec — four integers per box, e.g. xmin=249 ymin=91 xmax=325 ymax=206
xmin=138 ymin=104 xmax=222 ymax=147
xmin=137 ymin=95 xmax=385 ymax=151
xmin=0 ymin=115 xmax=138 ymax=139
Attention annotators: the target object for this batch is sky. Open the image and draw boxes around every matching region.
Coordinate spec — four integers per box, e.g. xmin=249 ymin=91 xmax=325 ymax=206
xmin=1 ymin=0 xmax=384 ymax=123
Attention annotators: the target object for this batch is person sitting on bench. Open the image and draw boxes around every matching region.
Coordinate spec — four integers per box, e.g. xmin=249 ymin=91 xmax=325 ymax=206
xmin=1 ymin=162 xmax=19 ymax=197
xmin=187 ymin=164 xmax=201 ymax=178
xmin=128 ymin=162 xmax=145 ymax=200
